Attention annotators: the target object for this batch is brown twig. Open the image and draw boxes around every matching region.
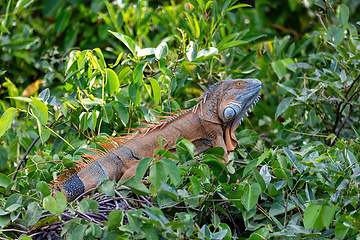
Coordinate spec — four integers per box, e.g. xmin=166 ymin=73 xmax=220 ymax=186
xmin=326 ymin=73 xmax=360 ymax=145
xmin=299 ymin=0 xmax=327 ymax=30
xmin=283 ymin=193 xmax=290 ymax=228
xmin=12 ymin=113 xmax=63 ymax=180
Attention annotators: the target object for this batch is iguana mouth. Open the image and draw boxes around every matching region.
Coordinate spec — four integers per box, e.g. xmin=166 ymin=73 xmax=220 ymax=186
xmin=224 ymin=82 xmax=261 ymax=152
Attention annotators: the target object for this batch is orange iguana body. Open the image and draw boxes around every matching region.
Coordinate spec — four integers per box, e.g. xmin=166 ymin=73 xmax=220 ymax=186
xmin=52 ymin=79 xmax=261 ymax=201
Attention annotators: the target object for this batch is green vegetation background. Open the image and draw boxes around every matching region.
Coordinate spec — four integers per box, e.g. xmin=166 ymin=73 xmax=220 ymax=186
xmin=0 ymin=0 xmax=360 ymax=239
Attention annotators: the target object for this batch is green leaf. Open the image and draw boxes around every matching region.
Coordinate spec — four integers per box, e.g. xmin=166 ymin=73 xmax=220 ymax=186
xmin=43 ymin=196 xmax=57 ymax=214
xmin=275 ymin=97 xmax=294 ymax=119
xmin=0 ymin=107 xmax=17 ymax=137
xmin=271 ymin=60 xmax=286 ymax=79
xmin=149 ymin=161 xmax=167 ymax=194
xmin=189 ymin=176 xmax=202 ymax=195
xmin=106 ymin=68 xmax=120 ymax=95
xmin=194 ymin=47 xmax=218 ymax=61
xmin=109 ymin=31 xmax=136 ymax=56
xmin=0 ymin=173 xmax=10 ymax=188
xmin=303 ymin=203 xmax=322 ymax=229
xmin=337 ymin=4 xmax=349 ymax=26
xmin=0 ymin=146 xmax=8 ymax=169
xmin=155 ymin=42 xmax=168 ymax=60
xmin=24 ymin=202 xmax=42 ymax=227
xmin=223 ymin=3 xmax=251 ymax=14
xmin=133 ymin=63 xmax=146 ymax=84
xmin=148 ymin=78 xmax=161 ymax=105
xmin=55 ymin=192 xmax=67 ymax=215
xmin=218 ymin=40 xmax=246 ymax=52
xmin=102 ymin=103 xmax=113 ymax=123
xmin=242 ymin=183 xmax=261 ymax=211
xmin=113 ymin=102 xmax=129 ymax=126
xmin=108 ymin=209 xmax=123 ymax=230
xmin=283 ymin=148 xmax=304 ymax=173
xmin=99 ymin=180 xmax=115 ymax=197
xmin=163 ymin=158 xmax=180 ymax=186
xmin=129 ymin=81 xmax=141 ymax=106
xmin=252 ymin=168 xmax=266 ymax=191
xmin=237 ymin=129 xmax=259 ymax=145
xmin=36 ymin=181 xmax=51 ymax=197
xmin=135 ymin=158 xmax=151 ymax=181
xmin=30 ymin=99 xmax=48 ymax=126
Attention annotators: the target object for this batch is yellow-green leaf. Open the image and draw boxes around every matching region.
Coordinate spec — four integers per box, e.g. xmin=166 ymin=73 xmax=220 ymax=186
xmin=0 ymin=107 xmax=17 ymax=137
xmin=30 ymin=99 xmax=48 ymax=126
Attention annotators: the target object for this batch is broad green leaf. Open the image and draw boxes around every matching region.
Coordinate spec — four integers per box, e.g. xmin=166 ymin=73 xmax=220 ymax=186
xmin=99 ymin=180 xmax=115 ymax=197
xmin=38 ymin=88 xmax=50 ymax=102
xmin=93 ymin=48 xmax=106 ymax=71
xmin=135 ymin=158 xmax=152 ymax=181
xmin=186 ymin=41 xmax=198 ymax=61
xmin=113 ymin=102 xmax=128 ymax=126
xmin=72 ymin=225 xmax=86 ymax=239
xmin=108 ymin=209 xmax=123 ymax=230
xmin=118 ymin=66 xmax=131 ymax=85
xmin=242 ymin=183 xmax=261 ymax=211
xmin=138 ymin=48 xmax=155 ymax=57
xmin=30 ymin=99 xmax=48 ymax=126
xmin=155 ymin=42 xmax=168 ymax=60
xmin=303 ymin=203 xmax=322 ymax=229
xmin=271 ymin=60 xmax=286 ymax=79
xmin=102 ymin=103 xmax=113 ymax=123
xmin=124 ymin=178 xmax=150 ymax=195
xmin=109 ymin=31 xmax=136 ymax=56
xmin=0 ymin=173 xmax=10 ymax=188
xmin=163 ymin=158 xmax=180 ymax=186
xmin=148 ymin=78 xmax=161 ymax=105
xmin=275 ymin=97 xmax=294 ymax=119
xmin=0 ymin=107 xmax=17 ymax=137
xmin=106 ymin=68 xmax=120 ymax=95
xmin=24 ymin=202 xmax=42 ymax=226
xmin=19 ymin=236 xmax=32 ymax=240
xmin=82 ymin=198 xmax=98 ymax=214
xmin=0 ymin=146 xmax=8 ymax=169
xmin=189 ymin=176 xmax=201 ymax=195
xmin=43 ymin=196 xmax=57 ymax=214
xmin=129 ymin=81 xmax=141 ymax=106
xmin=36 ymin=181 xmax=51 ymax=197
xmin=337 ymin=4 xmax=349 ymax=26
xmin=237 ymin=129 xmax=259 ymax=145
xmin=194 ymin=47 xmax=218 ymax=62
xmin=283 ymin=148 xmax=304 ymax=173
xmin=149 ymin=161 xmax=167 ymax=193
xmin=133 ymin=63 xmax=146 ymax=84
xmin=252 ymin=168 xmax=266 ymax=191
xmin=55 ymin=192 xmax=67 ymax=215
xmin=335 ymin=214 xmax=350 ymax=239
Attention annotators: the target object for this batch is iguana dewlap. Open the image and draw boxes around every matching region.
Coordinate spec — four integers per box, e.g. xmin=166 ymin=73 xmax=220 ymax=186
xmin=52 ymin=79 xmax=261 ymax=201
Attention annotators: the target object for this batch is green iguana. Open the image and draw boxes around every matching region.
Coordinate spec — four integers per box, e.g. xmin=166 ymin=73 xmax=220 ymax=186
xmin=52 ymin=78 xmax=261 ymax=201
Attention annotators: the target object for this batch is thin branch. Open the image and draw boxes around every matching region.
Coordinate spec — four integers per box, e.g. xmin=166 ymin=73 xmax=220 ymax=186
xmin=283 ymin=194 xmax=290 ymax=228
xmin=299 ymin=0 xmax=327 ymax=30
xmin=12 ymin=113 xmax=63 ymax=180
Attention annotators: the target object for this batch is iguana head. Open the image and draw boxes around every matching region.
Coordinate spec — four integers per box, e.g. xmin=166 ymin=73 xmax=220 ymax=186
xmin=200 ymin=79 xmax=261 ymax=152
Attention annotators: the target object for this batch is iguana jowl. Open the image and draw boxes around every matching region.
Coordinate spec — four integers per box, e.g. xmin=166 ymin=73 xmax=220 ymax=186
xmin=52 ymin=79 xmax=261 ymax=201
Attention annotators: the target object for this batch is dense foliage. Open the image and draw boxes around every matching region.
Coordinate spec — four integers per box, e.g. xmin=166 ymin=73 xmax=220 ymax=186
xmin=1 ymin=0 xmax=360 ymax=239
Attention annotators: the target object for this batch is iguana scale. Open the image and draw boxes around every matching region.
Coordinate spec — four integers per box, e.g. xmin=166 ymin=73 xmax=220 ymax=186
xmin=52 ymin=79 xmax=261 ymax=201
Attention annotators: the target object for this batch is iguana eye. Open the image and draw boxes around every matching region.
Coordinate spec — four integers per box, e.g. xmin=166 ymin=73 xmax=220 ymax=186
xmin=223 ymin=106 xmax=236 ymax=120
